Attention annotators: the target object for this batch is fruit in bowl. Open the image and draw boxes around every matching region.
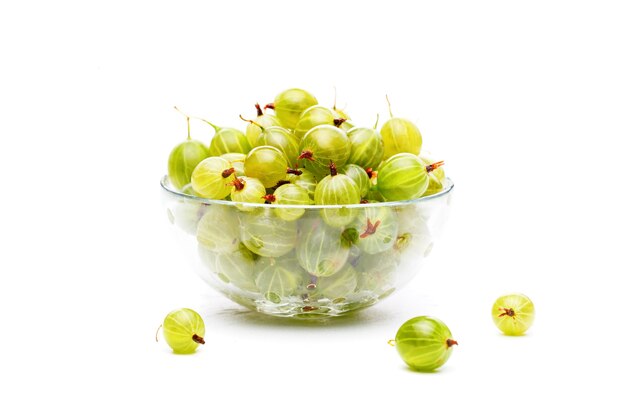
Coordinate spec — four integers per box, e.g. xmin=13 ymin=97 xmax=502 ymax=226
xmin=161 ymin=88 xmax=454 ymax=318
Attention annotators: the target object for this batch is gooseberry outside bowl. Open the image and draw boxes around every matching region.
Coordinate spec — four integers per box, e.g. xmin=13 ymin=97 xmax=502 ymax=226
xmin=160 ymin=176 xmax=454 ymax=318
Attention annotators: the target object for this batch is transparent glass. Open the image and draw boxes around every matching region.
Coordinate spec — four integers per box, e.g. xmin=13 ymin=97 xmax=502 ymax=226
xmin=160 ymin=176 xmax=454 ymax=318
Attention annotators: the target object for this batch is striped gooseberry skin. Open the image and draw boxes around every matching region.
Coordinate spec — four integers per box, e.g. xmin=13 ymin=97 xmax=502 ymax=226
xmin=419 ymin=155 xmax=445 ymax=196
xmin=491 ymin=294 xmax=535 ymax=335
xmin=296 ymin=220 xmax=350 ymax=277
xmin=230 ymin=176 xmax=266 ymax=209
xmin=340 ymin=164 xmax=371 ymax=198
xmin=196 ymin=204 xmax=240 ymax=254
xmin=331 ymin=107 xmax=354 ymax=132
xmin=376 ymin=153 xmax=429 ymax=201
xmin=191 ymin=156 xmax=236 ymax=199
xmin=246 ymin=113 xmax=281 ymax=148
xmin=351 ymin=206 xmax=399 ymax=255
xmin=346 ymin=127 xmax=384 ymax=169
xmin=294 ymin=105 xmax=337 ymax=139
xmin=255 ymin=126 xmax=300 ymax=167
xmin=423 ymin=173 xmax=443 ymax=196
xmin=220 ymin=152 xmax=246 ymax=177
xmin=239 ymin=211 xmax=297 ymax=257
xmin=312 ymin=263 xmax=358 ymax=301
xmin=290 ymin=168 xmax=317 ymax=200
xmin=207 ymin=127 xmax=252 ymax=157
xmin=394 ymin=316 xmax=457 ymax=372
xmin=270 ymin=88 xmax=318 ymax=130
xmin=168 ymin=140 xmax=211 ymax=190
xmin=162 ymin=308 xmax=205 ymax=354
xmin=255 ymin=257 xmax=306 ymax=303
xmin=272 ymin=183 xmax=311 ymax=221
xmin=380 ymin=117 xmax=422 ymax=159
xmin=214 ymin=244 xmax=258 ymax=292
xmin=244 ymin=145 xmax=288 ymax=188
xmin=355 ymin=249 xmax=399 ymax=293
xmin=168 ymin=198 xmax=205 ymax=235
xmin=299 ymin=125 xmax=351 ymax=179
xmin=314 ymin=171 xmax=360 ymax=228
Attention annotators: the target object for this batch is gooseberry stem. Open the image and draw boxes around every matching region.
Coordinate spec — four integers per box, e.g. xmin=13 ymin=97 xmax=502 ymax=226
xmin=155 ymin=324 xmax=162 ymax=342
xmin=373 ymin=113 xmax=380 ymax=129
xmin=498 ymin=307 xmax=515 ymax=318
xmin=229 ymin=177 xmax=245 ymax=191
xmin=446 ymin=339 xmax=458 ymax=348
xmin=385 ymin=95 xmax=394 ymax=118
xmin=298 ymin=150 xmax=314 ymax=161
xmin=239 ymin=114 xmax=264 ymax=131
xmin=388 ymin=339 xmax=396 ymax=347
xmin=333 ymin=118 xmax=347 ymax=127
xmin=329 ymin=161 xmax=338 ymax=176
xmin=264 ymin=103 xmax=275 ymax=110
xmin=426 ymin=161 xmax=445 ymax=173
xmin=255 ymin=103 xmax=263 ymax=117
xmin=174 ymin=106 xmax=192 ymax=140
xmin=192 ymin=334 xmax=206 ymax=345
xmin=197 ymin=117 xmax=221 ymax=132
xmin=262 ymin=194 xmax=276 ymax=203
xmin=332 ymin=86 xmax=347 ymax=113
xmin=274 ymin=180 xmax=291 ymax=188
xmin=221 ymin=167 xmax=235 ymax=178
xmin=365 ymin=167 xmax=377 ymax=179
xmin=286 ymin=167 xmax=303 ymax=175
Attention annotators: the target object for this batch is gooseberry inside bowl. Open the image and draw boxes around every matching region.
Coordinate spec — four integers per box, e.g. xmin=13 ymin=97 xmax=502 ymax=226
xmin=161 ymin=175 xmax=454 ymax=318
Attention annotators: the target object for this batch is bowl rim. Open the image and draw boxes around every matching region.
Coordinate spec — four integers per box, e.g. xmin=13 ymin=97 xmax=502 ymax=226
xmin=160 ymin=175 xmax=454 ymax=209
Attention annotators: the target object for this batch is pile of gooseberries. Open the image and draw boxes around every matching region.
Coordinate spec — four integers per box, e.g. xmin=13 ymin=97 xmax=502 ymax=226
xmin=165 ymin=88 xmax=449 ymax=316
xmin=168 ymin=88 xmax=447 ymax=205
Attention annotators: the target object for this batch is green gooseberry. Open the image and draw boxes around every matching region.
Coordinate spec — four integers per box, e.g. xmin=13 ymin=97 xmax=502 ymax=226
xmin=244 ymin=145 xmax=289 ymax=188
xmin=239 ymin=210 xmax=297 ymax=257
xmin=492 ymin=294 xmax=535 ymax=336
xmin=314 ymin=162 xmax=361 ymax=228
xmin=350 ymin=206 xmax=399 ymax=254
xmin=161 ymin=308 xmax=205 ymax=354
xmin=190 ymin=156 xmax=236 ymax=199
xmin=346 ymin=126 xmax=384 ymax=170
xmin=296 ymin=219 xmax=350 ymax=277
xmin=380 ymin=96 xmax=422 ymax=159
xmin=377 ymin=153 xmax=444 ymax=201
xmin=167 ymin=109 xmax=211 ymax=190
xmin=298 ymin=125 xmax=351 ymax=179
xmin=199 ymin=117 xmax=251 ymax=157
xmin=265 ymin=88 xmax=318 ymax=130
xmin=392 ymin=316 xmax=457 ymax=372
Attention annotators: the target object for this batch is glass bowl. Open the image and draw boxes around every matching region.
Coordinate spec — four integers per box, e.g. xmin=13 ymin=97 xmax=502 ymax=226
xmin=160 ymin=176 xmax=454 ymax=318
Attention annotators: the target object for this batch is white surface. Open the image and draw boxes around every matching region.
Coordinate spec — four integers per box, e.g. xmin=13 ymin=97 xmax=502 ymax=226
xmin=1 ymin=1 xmax=625 ymax=415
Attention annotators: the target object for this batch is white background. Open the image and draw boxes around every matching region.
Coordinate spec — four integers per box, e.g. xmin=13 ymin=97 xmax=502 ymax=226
xmin=1 ymin=0 xmax=625 ymax=415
